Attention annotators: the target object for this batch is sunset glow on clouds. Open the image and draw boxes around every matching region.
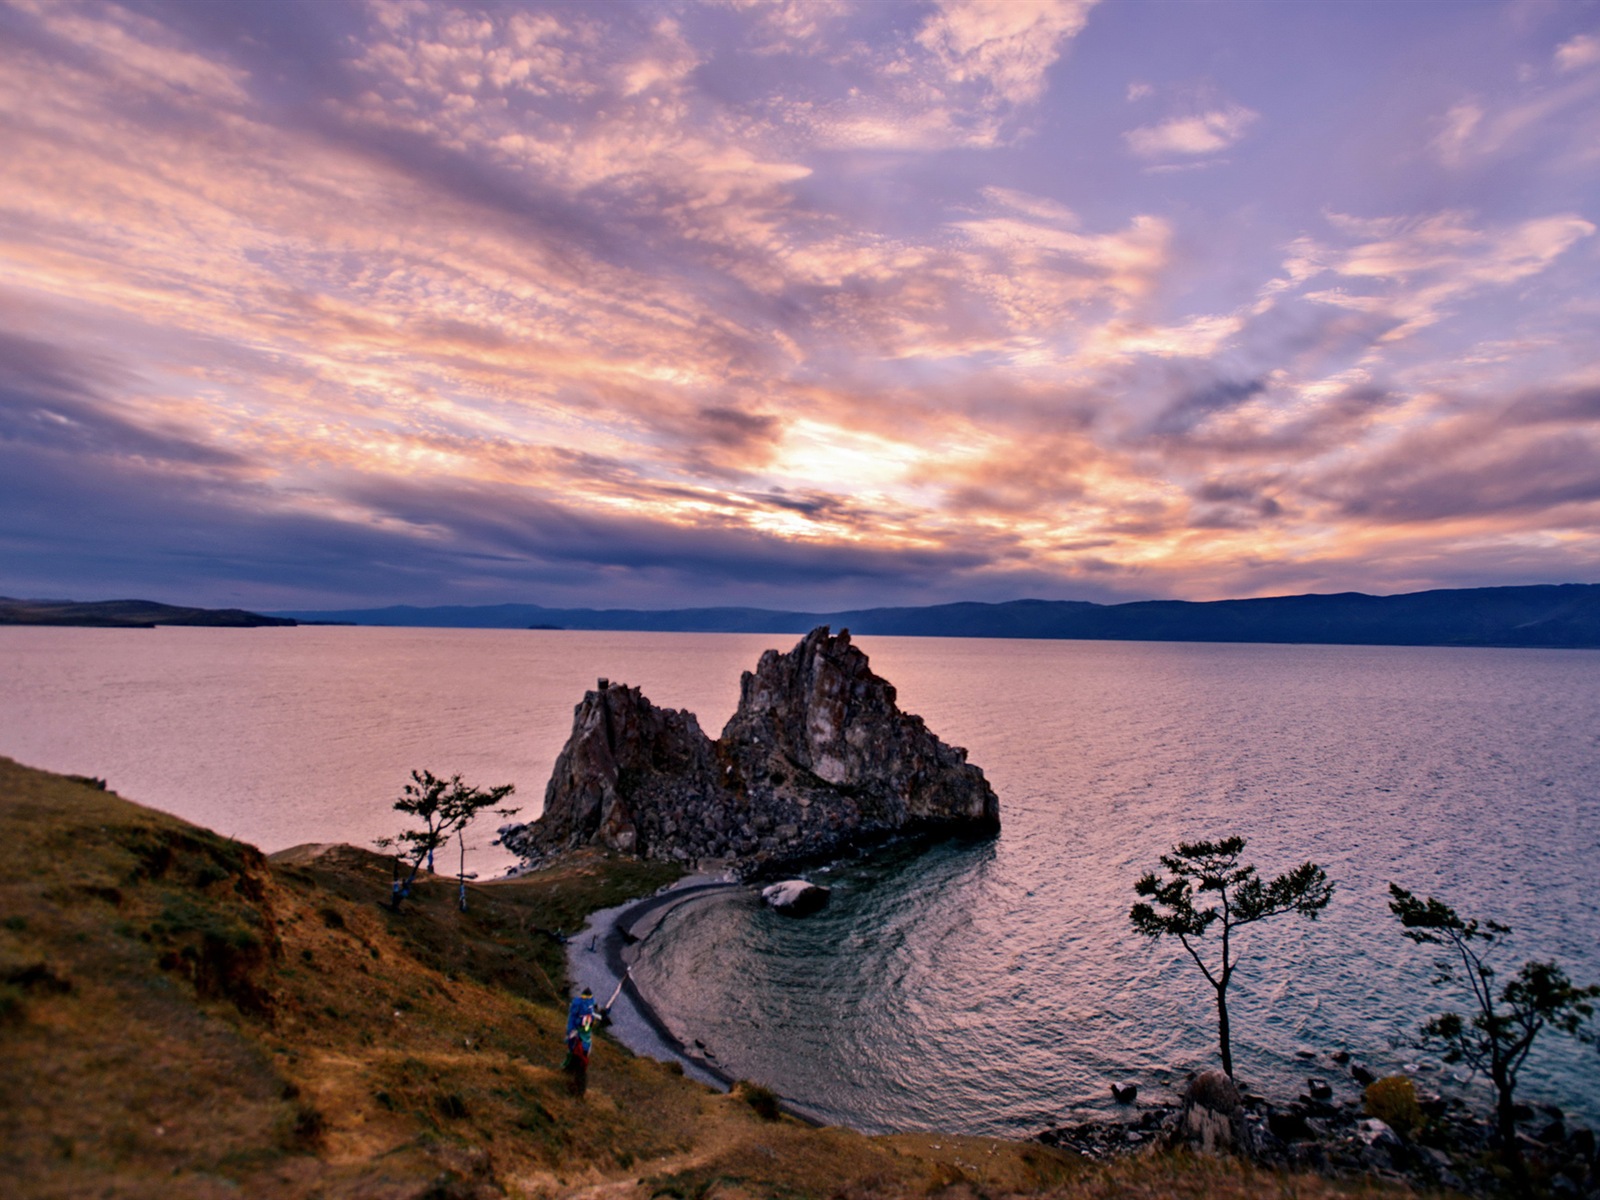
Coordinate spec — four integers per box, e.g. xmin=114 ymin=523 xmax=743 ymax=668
xmin=2 ymin=0 xmax=1599 ymax=609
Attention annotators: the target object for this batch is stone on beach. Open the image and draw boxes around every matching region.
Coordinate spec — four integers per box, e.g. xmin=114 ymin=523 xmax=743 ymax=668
xmin=762 ymin=879 xmax=830 ymax=915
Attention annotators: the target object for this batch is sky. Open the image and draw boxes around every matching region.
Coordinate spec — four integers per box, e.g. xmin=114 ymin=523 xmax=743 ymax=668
xmin=2 ymin=0 xmax=1599 ymax=612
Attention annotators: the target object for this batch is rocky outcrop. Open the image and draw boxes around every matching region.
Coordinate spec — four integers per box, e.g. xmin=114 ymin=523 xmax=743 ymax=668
xmin=515 ymin=678 xmax=728 ymax=858
xmin=499 ymin=627 xmax=999 ymax=875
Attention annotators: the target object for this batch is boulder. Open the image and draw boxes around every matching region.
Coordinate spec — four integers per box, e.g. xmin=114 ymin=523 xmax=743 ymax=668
xmin=500 ymin=628 xmax=1000 ymax=875
xmin=1177 ymin=1070 xmax=1244 ymax=1155
xmin=1111 ymin=1081 xmax=1138 ymax=1104
xmin=761 ymin=879 xmax=830 ymax=916
xmin=1357 ymin=1117 xmax=1403 ymax=1150
xmin=1568 ymin=1125 xmax=1595 ymax=1162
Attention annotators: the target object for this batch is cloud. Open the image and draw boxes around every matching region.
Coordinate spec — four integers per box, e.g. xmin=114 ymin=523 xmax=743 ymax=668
xmin=915 ymin=0 xmax=1097 ymax=107
xmin=3 ymin=1 xmax=1600 ymax=610
xmin=1555 ymin=33 xmax=1600 ymax=74
xmin=1432 ymin=102 xmax=1484 ymax=167
xmin=1303 ymin=210 xmax=1594 ymax=340
xmin=927 ymin=431 xmax=1099 ymax=517
xmin=1319 ymin=424 xmax=1600 ymax=525
xmin=651 ymin=403 xmax=787 ymax=478
xmin=952 ymin=192 xmax=1173 ymax=325
xmin=0 ymin=331 xmax=249 ymax=469
xmin=1430 ymin=31 xmax=1600 ymax=167
xmin=716 ymin=0 xmax=852 ymax=55
xmin=791 ymin=0 xmax=1097 ymax=151
xmin=1150 ymin=377 xmax=1267 ymax=437
xmin=0 ymin=403 xmax=1034 ymax=610
xmin=1125 ymin=103 xmax=1258 ymax=159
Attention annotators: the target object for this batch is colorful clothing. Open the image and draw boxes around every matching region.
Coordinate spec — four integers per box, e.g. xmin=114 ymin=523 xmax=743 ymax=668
xmin=563 ymin=992 xmax=598 ymax=1096
xmin=566 ymin=993 xmax=597 ymax=1041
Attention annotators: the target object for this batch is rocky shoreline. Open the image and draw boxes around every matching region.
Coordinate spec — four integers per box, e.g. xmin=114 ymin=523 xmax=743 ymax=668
xmin=552 ymin=862 xmax=1600 ymax=1200
xmin=564 ymin=867 xmax=1599 ymax=1197
xmin=1037 ymin=1063 xmax=1600 ymax=1197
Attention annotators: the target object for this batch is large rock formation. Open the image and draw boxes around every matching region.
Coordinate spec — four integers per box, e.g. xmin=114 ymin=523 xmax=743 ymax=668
xmin=499 ymin=627 xmax=999 ymax=876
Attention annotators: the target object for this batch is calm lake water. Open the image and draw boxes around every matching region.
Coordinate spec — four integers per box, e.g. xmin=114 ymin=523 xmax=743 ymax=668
xmin=2 ymin=627 xmax=1597 ymax=1134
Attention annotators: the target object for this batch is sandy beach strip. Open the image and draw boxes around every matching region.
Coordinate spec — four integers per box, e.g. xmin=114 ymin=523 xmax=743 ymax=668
xmin=564 ymin=876 xmax=833 ymax=1125
xmin=564 ymin=876 xmax=741 ymax=1091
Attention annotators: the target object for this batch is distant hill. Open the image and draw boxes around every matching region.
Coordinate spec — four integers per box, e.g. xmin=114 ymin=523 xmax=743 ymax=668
xmin=273 ymin=583 xmax=1600 ymax=648
xmin=0 ymin=597 xmax=296 ymax=628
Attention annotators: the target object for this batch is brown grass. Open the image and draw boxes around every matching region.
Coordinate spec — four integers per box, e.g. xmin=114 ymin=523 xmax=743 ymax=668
xmin=0 ymin=756 xmax=1424 ymax=1200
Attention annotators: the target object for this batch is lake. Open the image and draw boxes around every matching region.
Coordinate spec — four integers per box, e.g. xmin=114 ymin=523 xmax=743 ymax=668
xmin=2 ymin=626 xmax=1597 ymax=1134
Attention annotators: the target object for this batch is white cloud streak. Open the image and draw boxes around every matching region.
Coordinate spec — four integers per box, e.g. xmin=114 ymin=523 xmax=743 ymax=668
xmin=1125 ymin=103 xmax=1259 ymax=158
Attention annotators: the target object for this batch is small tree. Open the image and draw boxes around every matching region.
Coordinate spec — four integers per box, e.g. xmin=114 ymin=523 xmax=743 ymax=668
xmin=375 ymin=769 xmax=517 ymax=912
xmin=1130 ymin=835 xmax=1333 ymax=1077
xmin=1388 ymin=884 xmax=1598 ymax=1161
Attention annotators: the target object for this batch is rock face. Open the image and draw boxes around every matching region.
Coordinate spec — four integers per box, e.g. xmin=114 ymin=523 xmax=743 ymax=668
xmin=519 ymin=679 xmax=727 ymax=859
xmin=499 ymin=627 xmax=999 ymax=875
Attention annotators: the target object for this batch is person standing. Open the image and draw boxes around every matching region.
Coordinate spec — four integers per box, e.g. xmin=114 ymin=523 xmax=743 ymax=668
xmin=563 ymin=987 xmax=598 ymax=1096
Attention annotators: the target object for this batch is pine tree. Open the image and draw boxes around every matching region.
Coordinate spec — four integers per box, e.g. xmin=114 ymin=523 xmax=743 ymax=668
xmin=1131 ymin=836 xmax=1333 ymax=1077
xmin=375 ymin=769 xmax=517 ymax=912
xmin=1388 ymin=884 xmax=1598 ymax=1164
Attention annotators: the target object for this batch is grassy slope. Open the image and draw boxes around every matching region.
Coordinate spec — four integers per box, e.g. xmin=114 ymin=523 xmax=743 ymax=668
xmin=0 ymin=597 xmax=295 ymax=627
xmin=0 ymin=759 xmax=1409 ymax=1200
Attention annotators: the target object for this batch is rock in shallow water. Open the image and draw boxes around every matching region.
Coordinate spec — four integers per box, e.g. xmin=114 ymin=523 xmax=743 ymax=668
xmin=762 ymin=879 xmax=831 ymax=916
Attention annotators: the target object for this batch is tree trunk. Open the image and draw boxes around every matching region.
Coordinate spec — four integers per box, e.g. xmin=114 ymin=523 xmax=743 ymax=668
xmin=1216 ymin=984 xmax=1234 ymax=1077
xmin=1494 ymin=1069 xmax=1524 ymax=1175
xmin=389 ymin=856 xmax=425 ymax=912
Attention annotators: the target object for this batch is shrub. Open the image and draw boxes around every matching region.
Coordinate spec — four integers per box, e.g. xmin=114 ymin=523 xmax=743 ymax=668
xmin=276 ymin=1100 xmax=326 ymax=1150
xmin=734 ymin=1080 xmax=781 ymax=1121
xmin=1364 ymin=1074 xmax=1422 ymax=1135
xmin=0 ymin=982 xmax=25 ymax=1024
xmin=434 ymin=1091 xmax=469 ymax=1119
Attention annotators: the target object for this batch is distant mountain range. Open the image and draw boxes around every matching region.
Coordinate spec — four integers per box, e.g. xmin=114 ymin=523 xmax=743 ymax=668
xmin=0 ymin=597 xmax=296 ymax=628
xmin=7 ymin=585 xmax=1597 ymax=646
xmin=269 ymin=583 xmax=1600 ymax=648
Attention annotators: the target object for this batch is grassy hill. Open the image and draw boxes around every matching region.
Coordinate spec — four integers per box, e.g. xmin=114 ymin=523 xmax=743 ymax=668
xmin=0 ymin=597 xmax=296 ymax=627
xmin=0 ymin=758 xmax=1407 ymax=1199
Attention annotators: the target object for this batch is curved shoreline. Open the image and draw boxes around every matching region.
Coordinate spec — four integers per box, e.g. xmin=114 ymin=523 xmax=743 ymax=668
xmin=564 ymin=876 xmax=835 ymax=1124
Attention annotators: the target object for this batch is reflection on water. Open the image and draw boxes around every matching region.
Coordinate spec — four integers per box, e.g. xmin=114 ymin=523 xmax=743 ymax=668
xmin=3 ymin=628 xmax=1597 ymax=1134
xmin=630 ymin=637 xmax=1600 ymax=1135
xmin=0 ymin=627 xmax=778 ymax=874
